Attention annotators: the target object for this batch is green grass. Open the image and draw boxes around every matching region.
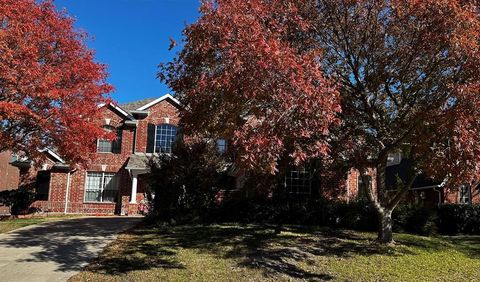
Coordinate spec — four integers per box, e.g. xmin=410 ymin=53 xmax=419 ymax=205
xmin=0 ymin=215 xmax=79 ymax=234
xmin=70 ymin=224 xmax=480 ymax=282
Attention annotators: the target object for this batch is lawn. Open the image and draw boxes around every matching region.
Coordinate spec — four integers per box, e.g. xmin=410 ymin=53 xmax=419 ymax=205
xmin=0 ymin=215 xmax=79 ymax=234
xmin=70 ymin=224 xmax=480 ymax=282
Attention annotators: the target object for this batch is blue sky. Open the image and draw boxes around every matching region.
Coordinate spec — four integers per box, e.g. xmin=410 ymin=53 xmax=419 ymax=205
xmin=54 ymin=0 xmax=200 ymax=104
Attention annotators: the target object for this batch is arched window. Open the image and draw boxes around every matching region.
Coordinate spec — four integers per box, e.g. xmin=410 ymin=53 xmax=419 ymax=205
xmin=155 ymin=124 xmax=177 ymax=153
xmin=97 ymin=126 xmax=122 ymax=154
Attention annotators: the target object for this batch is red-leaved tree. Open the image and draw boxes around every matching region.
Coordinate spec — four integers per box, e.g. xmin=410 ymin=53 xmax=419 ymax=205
xmin=0 ymin=0 xmax=112 ymax=165
xmin=162 ymin=0 xmax=480 ymax=244
xmin=317 ymin=0 xmax=480 ymax=243
xmin=159 ymin=0 xmax=341 ymax=174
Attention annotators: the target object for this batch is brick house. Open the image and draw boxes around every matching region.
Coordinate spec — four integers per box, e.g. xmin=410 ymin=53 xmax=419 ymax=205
xmin=0 ymin=151 xmax=19 ymax=191
xmin=0 ymin=151 xmax=20 ymax=214
xmin=9 ymin=94 xmax=181 ymax=215
xmin=1 ymin=93 xmax=478 ymax=215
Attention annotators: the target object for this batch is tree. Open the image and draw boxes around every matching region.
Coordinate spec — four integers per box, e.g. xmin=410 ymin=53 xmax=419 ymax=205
xmin=161 ymin=0 xmax=480 ymax=244
xmin=0 ymin=0 xmax=112 ymax=165
xmin=316 ymin=0 xmax=480 ymax=243
xmin=159 ymin=0 xmax=341 ymax=174
xmin=148 ymin=139 xmax=231 ymax=222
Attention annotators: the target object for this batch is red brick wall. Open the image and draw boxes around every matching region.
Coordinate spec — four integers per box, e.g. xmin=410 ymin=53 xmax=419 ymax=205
xmin=0 ymin=151 xmax=19 ymax=191
xmin=60 ymin=105 xmax=136 ymax=214
xmin=321 ymin=168 xmax=377 ymax=202
xmin=5 ymin=100 xmax=188 ymax=215
xmin=135 ymin=100 xmax=180 ymax=153
xmin=32 ymin=101 xmax=180 ymax=215
xmin=444 ymin=186 xmax=480 ymax=204
xmin=0 ymin=151 xmax=19 ymax=214
xmin=473 ymin=188 xmax=480 ymax=204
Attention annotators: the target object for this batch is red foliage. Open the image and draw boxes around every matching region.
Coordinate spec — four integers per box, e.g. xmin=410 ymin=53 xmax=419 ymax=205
xmin=160 ymin=0 xmax=341 ymax=173
xmin=315 ymin=0 xmax=480 ymax=242
xmin=0 ymin=0 xmax=112 ymax=166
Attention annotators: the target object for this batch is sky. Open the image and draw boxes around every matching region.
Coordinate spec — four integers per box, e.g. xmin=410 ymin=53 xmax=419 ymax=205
xmin=53 ymin=0 xmax=200 ymax=104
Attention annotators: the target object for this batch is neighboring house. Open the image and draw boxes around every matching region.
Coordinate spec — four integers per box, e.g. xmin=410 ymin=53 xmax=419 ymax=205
xmin=0 ymin=151 xmax=19 ymax=191
xmin=0 ymin=151 xmax=19 ymax=214
xmin=1 ymin=94 xmax=478 ymax=216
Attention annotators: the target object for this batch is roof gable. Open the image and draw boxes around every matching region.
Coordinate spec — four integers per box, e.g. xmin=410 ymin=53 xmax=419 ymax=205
xmin=98 ymin=103 xmax=134 ymax=120
xmin=137 ymin=94 xmax=181 ymax=111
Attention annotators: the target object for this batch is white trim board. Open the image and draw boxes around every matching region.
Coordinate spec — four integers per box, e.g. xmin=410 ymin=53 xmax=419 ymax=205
xmin=137 ymin=94 xmax=182 ymax=111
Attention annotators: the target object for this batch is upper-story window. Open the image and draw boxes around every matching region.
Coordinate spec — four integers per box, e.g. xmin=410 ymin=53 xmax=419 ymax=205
xmin=154 ymin=124 xmax=178 ymax=153
xmin=217 ymin=139 xmax=227 ymax=154
xmin=97 ymin=126 xmax=122 ymax=154
xmin=459 ymin=185 xmax=471 ymax=204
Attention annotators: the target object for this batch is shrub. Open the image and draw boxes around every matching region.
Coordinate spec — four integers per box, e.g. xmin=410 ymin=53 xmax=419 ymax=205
xmin=0 ymin=188 xmax=35 ymax=215
xmin=148 ymin=139 xmax=232 ymax=223
xmin=393 ymin=205 xmax=438 ymax=236
xmin=437 ymin=204 xmax=480 ymax=235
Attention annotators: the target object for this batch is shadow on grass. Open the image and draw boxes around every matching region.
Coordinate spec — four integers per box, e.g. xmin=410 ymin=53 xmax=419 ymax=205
xmin=85 ymin=223 xmax=480 ymax=280
xmin=395 ymin=233 xmax=480 ymax=259
xmin=83 ymin=224 xmax=418 ymax=280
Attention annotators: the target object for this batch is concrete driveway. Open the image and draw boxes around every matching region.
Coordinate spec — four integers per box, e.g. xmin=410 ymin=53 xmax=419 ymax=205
xmin=0 ymin=216 xmax=142 ymax=282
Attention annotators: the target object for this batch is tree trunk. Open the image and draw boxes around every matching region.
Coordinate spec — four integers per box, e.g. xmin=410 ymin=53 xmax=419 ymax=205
xmin=377 ymin=209 xmax=394 ymax=244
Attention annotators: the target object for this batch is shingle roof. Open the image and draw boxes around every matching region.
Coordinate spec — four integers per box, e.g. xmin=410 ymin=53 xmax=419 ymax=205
xmin=121 ymin=98 xmax=157 ymax=111
xmin=125 ymin=154 xmax=151 ymax=170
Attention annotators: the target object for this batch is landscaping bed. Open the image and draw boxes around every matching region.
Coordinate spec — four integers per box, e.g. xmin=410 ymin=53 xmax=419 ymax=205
xmin=70 ymin=224 xmax=480 ymax=281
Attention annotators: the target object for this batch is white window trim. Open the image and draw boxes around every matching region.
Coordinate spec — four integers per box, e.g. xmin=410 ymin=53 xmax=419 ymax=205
xmin=96 ymin=138 xmax=113 ymax=154
xmin=84 ymin=171 xmax=118 ymax=203
xmin=285 ymin=167 xmax=312 ymax=195
xmin=153 ymin=124 xmax=177 ymax=154
xmin=459 ymin=185 xmax=472 ymax=204
xmin=96 ymin=127 xmax=122 ymax=154
xmin=153 ymin=124 xmax=158 ymax=153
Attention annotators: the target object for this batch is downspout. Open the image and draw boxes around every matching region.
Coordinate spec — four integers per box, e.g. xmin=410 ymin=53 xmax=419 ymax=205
xmin=435 ymin=177 xmax=449 ymax=207
xmin=64 ymin=169 xmax=77 ymax=214
xmin=346 ymin=172 xmax=350 ymax=204
xmin=132 ymin=126 xmax=137 ymax=154
xmin=434 ymin=186 xmax=442 ymax=207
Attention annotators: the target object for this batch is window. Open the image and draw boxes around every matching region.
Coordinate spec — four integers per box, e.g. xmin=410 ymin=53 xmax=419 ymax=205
xmin=0 ymin=17 xmax=8 ymax=29
xmin=155 ymin=124 xmax=177 ymax=153
xmin=85 ymin=172 xmax=119 ymax=203
xmin=97 ymin=126 xmax=122 ymax=153
xmin=285 ymin=166 xmax=311 ymax=194
xmin=459 ymin=185 xmax=471 ymax=204
xmin=217 ymin=139 xmax=227 ymax=154
xmin=358 ymin=175 xmax=372 ymax=200
xmin=35 ymin=171 xmax=51 ymax=201
xmin=10 ymin=153 xmax=18 ymax=163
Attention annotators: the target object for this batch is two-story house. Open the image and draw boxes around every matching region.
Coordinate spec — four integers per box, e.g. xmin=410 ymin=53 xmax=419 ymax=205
xmin=10 ymin=94 xmax=181 ymax=215
xmin=4 ymin=93 xmax=479 ymax=215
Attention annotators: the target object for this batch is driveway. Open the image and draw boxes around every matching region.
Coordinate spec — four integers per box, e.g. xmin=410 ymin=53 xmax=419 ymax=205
xmin=0 ymin=216 xmax=142 ymax=282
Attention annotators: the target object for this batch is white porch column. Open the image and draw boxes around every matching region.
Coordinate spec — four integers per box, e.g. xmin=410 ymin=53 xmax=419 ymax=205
xmin=130 ymin=173 xmax=138 ymax=204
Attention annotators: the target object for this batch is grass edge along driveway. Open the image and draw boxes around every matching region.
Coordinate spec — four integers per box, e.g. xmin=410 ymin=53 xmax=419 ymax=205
xmin=0 ymin=215 xmax=80 ymax=234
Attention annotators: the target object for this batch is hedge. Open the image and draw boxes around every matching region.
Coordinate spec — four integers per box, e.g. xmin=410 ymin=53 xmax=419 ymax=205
xmin=437 ymin=204 xmax=480 ymax=235
xmin=206 ymin=199 xmax=479 ymax=236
